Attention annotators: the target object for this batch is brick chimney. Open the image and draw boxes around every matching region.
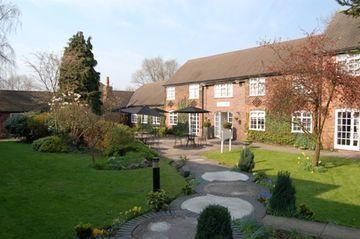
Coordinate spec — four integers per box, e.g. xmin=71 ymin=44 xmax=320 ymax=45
xmin=102 ymin=76 xmax=112 ymax=102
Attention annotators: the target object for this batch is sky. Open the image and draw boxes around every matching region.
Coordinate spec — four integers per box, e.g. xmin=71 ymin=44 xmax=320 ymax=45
xmin=10 ymin=0 xmax=343 ymax=90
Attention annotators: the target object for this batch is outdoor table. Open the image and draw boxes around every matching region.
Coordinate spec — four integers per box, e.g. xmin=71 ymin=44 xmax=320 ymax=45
xmin=184 ymin=133 xmax=197 ymax=147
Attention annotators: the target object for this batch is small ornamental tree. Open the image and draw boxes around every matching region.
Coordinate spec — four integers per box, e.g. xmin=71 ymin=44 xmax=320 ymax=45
xmin=264 ymin=33 xmax=360 ymax=167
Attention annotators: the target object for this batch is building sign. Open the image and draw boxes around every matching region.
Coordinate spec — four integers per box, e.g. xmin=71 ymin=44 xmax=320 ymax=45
xmin=216 ymin=101 xmax=230 ymax=107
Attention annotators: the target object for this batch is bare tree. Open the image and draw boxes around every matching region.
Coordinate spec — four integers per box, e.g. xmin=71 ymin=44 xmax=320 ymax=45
xmin=264 ymin=33 xmax=360 ymax=167
xmin=26 ymin=51 xmax=60 ymax=92
xmin=1 ymin=74 xmax=39 ymax=91
xmin=131 ymin=57 xmax=178 ymax=86
xmin=0 ymin=0 xmax=20 ymax=78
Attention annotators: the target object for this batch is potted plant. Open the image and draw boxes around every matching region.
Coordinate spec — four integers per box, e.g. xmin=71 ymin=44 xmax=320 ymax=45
xmin=203 ymin=119 xmax=212 ymax=139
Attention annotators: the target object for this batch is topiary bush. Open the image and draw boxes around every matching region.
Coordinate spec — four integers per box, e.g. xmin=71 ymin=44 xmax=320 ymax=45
xmin=268 ymin=171 xmax=296 ymax=217
xmin=236 ymin=148 xmax=255 ymax=172
xmin=32 ymin=136 xmax=68 ymax=153
xmin=195 ymin=205 xmax=233 ymax=239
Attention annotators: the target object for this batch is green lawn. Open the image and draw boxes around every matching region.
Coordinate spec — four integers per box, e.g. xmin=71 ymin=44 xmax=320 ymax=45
xmin=0 ymin=142 xmax=186 ymax=239
xmin=203 ymin=147 xmax=360 ymax=228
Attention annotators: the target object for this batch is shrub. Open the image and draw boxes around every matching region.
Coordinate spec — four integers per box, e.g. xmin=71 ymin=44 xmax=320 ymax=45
xmin=172 ymin=122 xmax=188 ymax=136
xmin=237 ymin=148 xmax=255 ymax=172
xmin=234 ymin=218 xmax=271 ymax=239
xmin=74 ymin=223 xmax=93 ymax=239
xmin=5 ymin=113 xmax=50 ymax=142
xmin=102 ymin=124 xmax=135 ymax=156
xmin=252 ymin=171 xmax=267 ymax=183
xmin=195 ymin=205 xmax=233 ymax=239
xmin=294 ymin=134 xmax=316 ymax=150
xmin=268 ymin=171 xmax=296 ymax=217
xmin=5 ymin=114 xmax=29 ymax=138
xmin=181 ymin=182 xmax=193 ymax=195
xmin=32 ymin=136 xmax=68 ymax=153
xmin=296 ymin=204 xmax=315 ymax=220
xmin=147 ymin=190 xmax=169 ymax=212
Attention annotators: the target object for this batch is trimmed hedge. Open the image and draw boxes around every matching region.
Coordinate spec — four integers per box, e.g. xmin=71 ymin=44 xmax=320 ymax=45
xmin=195 ymin=205 xmax=233 ymax=239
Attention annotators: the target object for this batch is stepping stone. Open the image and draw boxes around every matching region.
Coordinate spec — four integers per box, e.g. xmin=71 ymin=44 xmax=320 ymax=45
xmin=149 ymin=221 xmax=171 ymax=232
xmin=201 ymin=171 xmax=249 ymax=182
xmin=181 ymin=194 xmax=254 ymax=219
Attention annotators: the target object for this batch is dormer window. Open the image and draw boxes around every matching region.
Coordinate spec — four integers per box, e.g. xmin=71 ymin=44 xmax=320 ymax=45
xmin=166 ymin=87 xmax=175 ymax=100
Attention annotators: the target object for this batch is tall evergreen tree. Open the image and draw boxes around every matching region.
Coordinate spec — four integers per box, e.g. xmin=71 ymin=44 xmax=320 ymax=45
xmin=59 ymin=31 xmax=102 ymax=114
xmin=337 ymin=0 xmax=360 ymax=17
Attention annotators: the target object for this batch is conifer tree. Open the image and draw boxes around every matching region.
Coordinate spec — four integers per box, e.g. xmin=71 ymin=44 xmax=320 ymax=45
xmin=59 ymin=31 xmax=102 ymax=114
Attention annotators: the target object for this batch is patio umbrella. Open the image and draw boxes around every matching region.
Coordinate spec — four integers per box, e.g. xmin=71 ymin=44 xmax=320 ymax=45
xmin=173 ymin=106 xmax=210 ymax=114
xmin=116 ymin=105 xmax=162 ymax=117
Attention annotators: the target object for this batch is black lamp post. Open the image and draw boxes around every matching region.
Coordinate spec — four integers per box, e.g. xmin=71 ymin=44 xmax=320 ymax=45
xmin=152 ymin=157 xmax=160 ymax=192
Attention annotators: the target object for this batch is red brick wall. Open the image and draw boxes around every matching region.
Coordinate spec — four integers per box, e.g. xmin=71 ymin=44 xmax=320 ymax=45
xmin=164 ymin=79 xmax=357 ymax=150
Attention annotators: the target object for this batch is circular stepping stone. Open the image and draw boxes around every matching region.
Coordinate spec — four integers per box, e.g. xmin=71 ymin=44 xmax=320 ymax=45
xmin=181 ymin=194 xmax=254 ymax=219
xmin=201 ymin=171 xmax=249 ymax=182
xmin=149 ymin=221 xmax=171 ymax=232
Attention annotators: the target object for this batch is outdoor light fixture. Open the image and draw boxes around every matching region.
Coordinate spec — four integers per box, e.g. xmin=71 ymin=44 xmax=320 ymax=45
xmin=152 ymin=157 xmax=160 ymax=192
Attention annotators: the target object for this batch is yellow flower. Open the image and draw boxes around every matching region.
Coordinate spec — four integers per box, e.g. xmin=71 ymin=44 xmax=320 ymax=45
xmin=92 ymin=228 xmax=105 ymax=236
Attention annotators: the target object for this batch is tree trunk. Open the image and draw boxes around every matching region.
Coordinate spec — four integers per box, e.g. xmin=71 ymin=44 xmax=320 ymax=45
xmin=313 ymin=136 xmax=321 ymax=167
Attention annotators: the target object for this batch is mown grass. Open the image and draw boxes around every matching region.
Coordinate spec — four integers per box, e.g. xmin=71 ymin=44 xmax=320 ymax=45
xmin=0 ymin=142 xmax=186 ymax=239
xmin=203 ymin=147 xmax=360 ymax=228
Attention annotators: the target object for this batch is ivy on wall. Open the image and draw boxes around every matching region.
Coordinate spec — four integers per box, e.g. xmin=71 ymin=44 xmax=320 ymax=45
xmin=246 ymin=114 xmax=316 ymax=149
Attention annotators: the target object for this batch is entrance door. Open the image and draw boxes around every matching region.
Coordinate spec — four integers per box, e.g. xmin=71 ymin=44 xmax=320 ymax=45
xmin=189 ymin=113 xmax=200 ymax=135
xmin=334 ymin=109 xmax=360 ymax=151
xmin=214 ymin=112 xmax=233 ymax=138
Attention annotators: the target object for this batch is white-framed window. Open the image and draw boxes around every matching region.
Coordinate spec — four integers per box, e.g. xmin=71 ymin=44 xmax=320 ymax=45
xmin=214 ymin=83 xmax=233 ymax=98
xmin=152 ymin=116 xmax=161 ymax=125
xmin=141 ymin=115 xmax=148 ymax=124
xmin=169 ymin=111 xmax=178 ymax=125
xmin=166 ymin=87 xmax=175 ymax=100
xmin=292 ymin=111 xmax=312 ymax=133
xmin=249 ymin=110 xmax=265 ymax=131
xmin=131 ymin=114 xmax=138 ymax=123
xmin=249 ymin=78 xmax=266 ymax=96
xmin=337 ymin=53 xmax=360 ymax=76
xmin=189 ymin=83 xmax=199 ymax=99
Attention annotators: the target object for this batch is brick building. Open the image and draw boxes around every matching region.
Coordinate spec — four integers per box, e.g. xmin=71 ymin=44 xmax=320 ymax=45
xmin=162 ymin=13 xmax=360 ymax=151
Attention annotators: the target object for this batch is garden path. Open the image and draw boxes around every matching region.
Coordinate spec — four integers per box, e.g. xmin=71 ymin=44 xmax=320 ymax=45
xmin=113 ymin=138 xmax=360 ymax=239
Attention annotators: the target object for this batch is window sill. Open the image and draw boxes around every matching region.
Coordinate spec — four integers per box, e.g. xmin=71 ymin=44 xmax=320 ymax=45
xmin=249 ymin=129 xmax=266 ymax=131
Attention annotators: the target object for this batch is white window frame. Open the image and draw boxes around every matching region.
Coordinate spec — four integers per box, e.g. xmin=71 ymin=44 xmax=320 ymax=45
xmin=249 ymin=78 xmax=266 ymax=96
xmin=249 ymin=110 xmax=266 ymax=131
xmin=189 ymin=83 xmax=200 ymax=99
xmin=152 ymin=116 xmax=161 ymax=125
xmin=169 ymin=111 xmax=178 ymax=125
xmin=214 ymin=83 xmax=233 ymax=98
xmin=336 ymin=53 xmax=360 ymax=76
xmin=141 ymin=115 xmax=148 ymax=124
xmin=166 ymin=87 xmax=175 ymax=100
xmin=131 ymin=114 xmax=138 ymax=123
xmin=291 ymin=111 xmax=313 ymax=133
